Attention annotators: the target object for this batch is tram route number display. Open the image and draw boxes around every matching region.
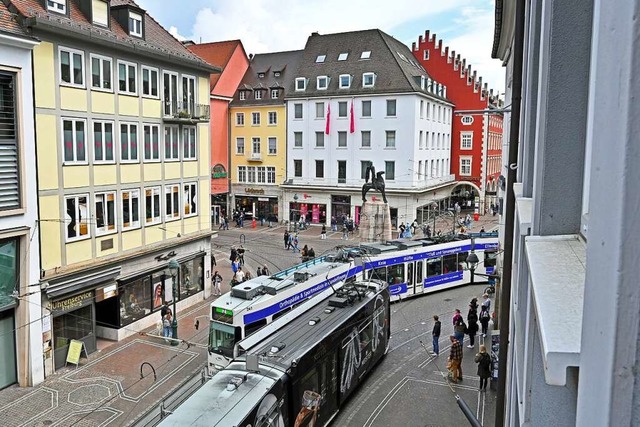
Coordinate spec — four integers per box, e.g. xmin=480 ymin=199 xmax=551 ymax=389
xmin=65 ymin=339 xmax=87 ymax=368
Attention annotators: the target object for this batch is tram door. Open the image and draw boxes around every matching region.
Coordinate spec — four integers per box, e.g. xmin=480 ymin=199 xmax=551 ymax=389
xmin=407 ymin=262 xmax=424 ymax=296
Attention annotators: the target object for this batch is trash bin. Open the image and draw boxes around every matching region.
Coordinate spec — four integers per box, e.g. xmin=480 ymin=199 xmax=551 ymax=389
xmin=474 ymin=212 xmax=480 ymax=221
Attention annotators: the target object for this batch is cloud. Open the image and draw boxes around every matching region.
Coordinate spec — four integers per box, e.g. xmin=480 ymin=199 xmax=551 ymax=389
xmin=168 ymin=26 xmax=187 ymax=42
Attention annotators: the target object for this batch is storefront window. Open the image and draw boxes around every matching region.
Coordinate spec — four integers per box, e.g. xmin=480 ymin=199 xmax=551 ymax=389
xmin=0 ymin=239 xmax=17 ymax=309
xmin=119 ymin=277 xmax=151 ymax=327
xmin=179 ymin=258 xmax=204 ymax=298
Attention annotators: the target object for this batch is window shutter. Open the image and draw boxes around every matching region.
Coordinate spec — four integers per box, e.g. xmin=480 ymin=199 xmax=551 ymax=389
xmin=0 ymin=71 xmax=19 ymax=210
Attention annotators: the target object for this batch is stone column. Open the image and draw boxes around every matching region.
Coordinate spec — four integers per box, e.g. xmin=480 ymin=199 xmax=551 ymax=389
xmin=358 ymin=201 xmax=392 ymax=243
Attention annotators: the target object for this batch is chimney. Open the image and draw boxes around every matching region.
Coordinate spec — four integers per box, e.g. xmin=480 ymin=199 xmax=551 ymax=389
xmin=249 ymin=53 xmax=254 ymax=61
xmin=311 ymin=31 xmax=319 ymax=36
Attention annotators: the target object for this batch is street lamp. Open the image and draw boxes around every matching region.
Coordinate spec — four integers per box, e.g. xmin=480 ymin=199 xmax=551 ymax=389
xmin=168 ymin=259 xmax=179 ymax=346
xmin=465 ymin=238 xmax=480 ymax=287
xmin=293 ymin=193 xmax=299 ymax=231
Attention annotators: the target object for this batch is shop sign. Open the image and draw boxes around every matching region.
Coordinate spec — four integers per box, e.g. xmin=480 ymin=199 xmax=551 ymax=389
xmin=258 ymin=197 xmax=269 ymax=202
xmin=95 ymin=284 xmax=118 ymax=302
xmin=245 ymin=188 xmax=265 ymax=195
xmin=50 ymin=291 xmax=94 ymax=314
xmin=211 ymin=164 xmax=227 ymax=179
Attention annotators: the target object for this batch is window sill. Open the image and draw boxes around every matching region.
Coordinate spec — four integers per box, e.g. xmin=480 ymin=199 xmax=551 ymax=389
xmin=66 ymin=236 xmax=91 ymax=244
xmin=516 ymin=197 xmax=532 ymax=235
xmin=60 ymin=82 xmax=86 ymax=90
xmin=117 ymin=92 xmax=138 ymax=97
xmin=526 ymin=234 xmax=585 ymax=386
xmin=141 ymin=94 xmax=160 ymax=100
xmin=91 ymin=87 xmax=114 ymax=94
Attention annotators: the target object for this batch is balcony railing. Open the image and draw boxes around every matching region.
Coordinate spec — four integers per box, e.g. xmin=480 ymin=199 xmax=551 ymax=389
xmin=162 ymin=101 xmax=210 ymax=122
xmin=248 ymin=152 xmax=262 ymax=162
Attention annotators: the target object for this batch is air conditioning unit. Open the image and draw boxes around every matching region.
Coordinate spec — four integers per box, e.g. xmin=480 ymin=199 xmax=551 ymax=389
xmin=231 ymin=283 xmax=264 ymax=300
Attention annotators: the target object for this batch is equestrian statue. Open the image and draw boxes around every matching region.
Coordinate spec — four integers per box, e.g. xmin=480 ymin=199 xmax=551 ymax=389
xmin=362 ymin=165 xmax=388 ymax=203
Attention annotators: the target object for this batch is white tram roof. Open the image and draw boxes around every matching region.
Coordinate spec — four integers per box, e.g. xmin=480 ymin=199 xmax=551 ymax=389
xmin=239 ymin=280 xmax=385 ymax=371
xmin=158 ymin=363 xmax=284 ymax=427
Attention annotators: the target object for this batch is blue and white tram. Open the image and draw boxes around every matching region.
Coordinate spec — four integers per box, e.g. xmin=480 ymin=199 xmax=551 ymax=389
xmin=360 ymin=234 xmax=499 ymax=301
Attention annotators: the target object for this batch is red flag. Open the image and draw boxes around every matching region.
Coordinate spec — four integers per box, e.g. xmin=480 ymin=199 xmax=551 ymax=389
xmin=350 ymin=99 xmax=355 ymax=133
xmin=325 ymin=103 xmax=331 ymax=134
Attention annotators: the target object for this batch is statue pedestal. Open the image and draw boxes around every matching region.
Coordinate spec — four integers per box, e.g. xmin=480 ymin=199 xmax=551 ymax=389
xmin=359 ymin=201 xmax=392 ymax=243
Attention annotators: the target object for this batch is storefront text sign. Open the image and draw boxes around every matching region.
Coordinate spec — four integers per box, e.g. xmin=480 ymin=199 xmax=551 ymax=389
xmin=245 ymin=188 xmax=265 ymax=195
xmin=211 ymin=164 xmax=227 ymax=179
xmin=50 ymin=291 xmax=93 ymax=314
xmin=65 ymin=339 xmax=86 ymax=367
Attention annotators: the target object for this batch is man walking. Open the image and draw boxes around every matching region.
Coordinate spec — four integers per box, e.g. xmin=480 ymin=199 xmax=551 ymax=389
xmin=430 ymin=315 xmax=441 ymax=356
xmin=448 ymin=335 xmax=463 ymax=383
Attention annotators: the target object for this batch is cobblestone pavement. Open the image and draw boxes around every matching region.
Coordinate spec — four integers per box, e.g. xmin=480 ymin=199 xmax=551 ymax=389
xmin=0 ymin=214 xmax=499 ymax=427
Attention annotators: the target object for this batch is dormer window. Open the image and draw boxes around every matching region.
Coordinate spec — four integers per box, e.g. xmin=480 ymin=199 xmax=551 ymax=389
xmin=255 ymin=90 xmax=262 ymax=100
xmin=315 ymin=55 xmax=326 ymax=63
xmin=93 ymin=0 xmax=109 ymax=27
xmin=258 ymin=72 xmax=265 ymax=78
xmin=362 ymin=72 xmax=375 ymax=88
xmin=317 ymin=76 xmax=328 ymax=90
xmin=423 ymin=50 xmax=430 ymax=60
xmin=271 ymin=89 xmax=279 ymax=99
xmin=295 ymin=77 xmax=306 ymax=91
xmin=274 ymin=71 xmax=281 ymax=77
xmin=239 ymin=91 xmax=246 ymax=100
xmin=339 ymin=74 xmax=351 ymax=89
xmin=420 ymin=76 xmax=426 ymax=90
xmin=129 ymin=11 xmax=143 ymax=37
xmin=47 ymin=0 xmax=66 ymax=13
xmin=338 ymin=52 xmax=348 ymax=61
xmin=360 ymin=51 xmax=371 ymax=59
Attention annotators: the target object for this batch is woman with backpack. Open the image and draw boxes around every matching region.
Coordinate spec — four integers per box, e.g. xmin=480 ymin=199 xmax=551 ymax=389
xmin=454 ymin=318 xmax=466 ymax=347
xmin=466 ymin=304 xmax=479 ymax=348
xmin=475 ymin=345 xmax=492 ymax=391
xmin=479 ymin=305 xmax=491 ymax=337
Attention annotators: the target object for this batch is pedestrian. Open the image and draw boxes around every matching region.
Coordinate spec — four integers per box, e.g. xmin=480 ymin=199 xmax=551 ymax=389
xmin=430 ymin=315 xmax=441 ymax=356
xmin=331 ymin=216 xmax=337 ymax=232
xmin=454 ymin=318 xmax=466 ymax=347
xmin=479 ymin=305 xmax=491 ymax=337
xmin=321 ymin=224 xmax=327 ymax=239
xmin=467 ymin=304 xmax=479 ymax=348
xmin=411 ymin=219 xmax=418 ymax=235
xmin=448 ymin=335 xmax=463 ymax=383
xmin=261 ymin=265 xmax=270 ymax=276
xmin=230 ymin=246 xmax=238 ymax=263
xmin=469 ymin=297 xmax=479 ymax=311
xmin=163 ymin=311 xmax=173 ymax=343
xmin=288 ymin=232 xmax=294 ymax=250
xmin=237 ymin=245 xmax=245 ymax=266
xmin=160 ymin=303 xmax=169 ymax=319
xmin=481 ymin=293 xmax=491 ymax=313
xmin=452 ymin=308 xmax=463 ymax=325
xmin=341 ymin=224 xmax=349 ymax=240
xmin=292 ymin=234 xmax=300 ymax=252
xmin=211 ymin=253 xmax=217 ymax=267
xmin=256 ymin=266 xmax=264 ymax=276
xmin=475 ymin=345 xmax=492 ymax=391
xmin=284 ymin=230 xmax=290 ymax=249
xmin=234 ymin=266 xmax=245 ymax=283
xmin=212 ymin=270 xmax=222 ymax=296
xmin=425 ymin=224 xmax=432 ymax=238
xmin=301 ymin=245 xmax=309 ymax=261
xmin=480 ymin=227 xmax=486 ymax=233
xmin=307 ymin=247 xmax=316 ymax=259
xmin=231 ymin=258 xmax=239 ymax=274
xmin=399 ymin=222 xmax=406 ymax=238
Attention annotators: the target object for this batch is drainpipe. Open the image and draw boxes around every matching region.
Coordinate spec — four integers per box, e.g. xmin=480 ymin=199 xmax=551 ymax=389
xmin=494 ymin=0 xmax=526 ymax=426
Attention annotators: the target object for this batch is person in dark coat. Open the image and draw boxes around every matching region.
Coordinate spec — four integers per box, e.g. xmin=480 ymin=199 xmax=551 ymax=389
xmin=430 ymin=315 xmax=441 ymax=356
xmin=466 ymin=305 xmax=479 ymax=348
xmin=479 ymin=305 xmax=491 ymax=337
xmin=475 ymin=345 xmax=492 ymax=391
xmin=284 ymin=230 xmax=290 ymax=249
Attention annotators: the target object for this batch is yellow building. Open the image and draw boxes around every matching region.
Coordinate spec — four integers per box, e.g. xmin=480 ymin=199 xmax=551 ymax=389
xmin=229 ymin=51 xmax=302 ymax=223
xmin=8 ymin=0 xmax=219 ymax=374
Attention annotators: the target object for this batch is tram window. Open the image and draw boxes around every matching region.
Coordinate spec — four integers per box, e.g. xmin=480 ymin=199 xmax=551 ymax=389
xmin=427 ymin=257 xmax=442 ymax=277
xmin=387 ymin=265 xmax=404 ymax=284
xmin=485 ymin=251 xmax=498 ymax=268
xmin=359 ymin=320 xmax=373 ymax=350
xmin=458 ymin=251 xmax=468 ymax=271
xmin=408 ymin=263 xmax=414 ymax=285
xmin=209 ymin=323 xmax=239 ymax=357
xmin=245 ymin=318 xmax=267 ymax=336
xmin=416 ymin=262 xmax=424 ymax=283
xmin=442 ymin=254 xmax=457 ymax=274
xmin=370 ymin=267 xmax=387 ymax=283
xmin=272 ymin=307 xmax=290 ymax=321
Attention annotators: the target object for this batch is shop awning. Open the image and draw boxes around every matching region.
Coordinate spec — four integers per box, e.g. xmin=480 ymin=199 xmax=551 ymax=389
xmin=46 ymin=266 xmax=122 ymax=300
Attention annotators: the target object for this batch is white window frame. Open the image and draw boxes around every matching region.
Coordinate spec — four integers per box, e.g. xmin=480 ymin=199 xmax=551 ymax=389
xmin=362 ymin=100 xmax=372 ymax=117
xmin=95 ymin=191 xmax=117 ymax=236
xmin=141 ymin=65 xmax=159 ymax=98
xmin=460 ymin=157 xmax=472 ymax=176
xmin=360 ymin=51 xmax=371 ymax=59
xmin=461 ymin=115 xmax=474 ymax=125
xmin=385 ymin=130 xmax=396 ymax=148
xmin=293 ymin=132 xmax=303 ymax=148
xmin=338 ymin=131 xmax=347 ymax=148
xmin=255 ymin=90 xmax=262 ymax=100
xmin=164 ymin=125 xmax=180 ymax=161
xmin=238 ymin=166 xmax=247 ymax=183
xmin=338 ymin=101 xmax=348 ymax=118
xmin=47 ymin=0 xmax=66 ymax=13
xmin=144 ymin=186 xmax=161 ymax=225
xmin=295 ymin=78 xmax=306 ymax=91
xmin=62 ymin=118 xmax=87 ymax=164
xmin=315 ymin=102 xmax=325 ymax=119
xmin=316 ymin=55 xmax=326 ymax=63
xmin=121 ymin=189 xmax=141 ymax=230
xmin=294 ymin=103 xmax=303 ymax=119
xmin=120 ymin=122 xmax=139 ymax=163
xmin=271 ymin=89 xmax=279 ymax=99
xmin=423 ymin=50 xmax=430 ymax=60
xmin=338 ymin=52 xmax=348 ymax=61
xmin=268 ymin=137 xmax=277 ymax=155
xmin=164 ymin=184 xmax=180 ymax=222
xmin=252 ymin=137 xmax=261 ymax=156
xmin=236 ymin=137 xmax=245 ymax=154
xmin=268 ymin=111 xmax=277 ymax=125
xmin=142 ymin=124 xmax=160 ymax=162
xmin=65 ymin=194 xmax=90 ymax=242
xmin=183 ymin=126 xmax=197 ymax=160
xmin=129 ymin=11 xmax=143 ymax=37
xmin=90 ymin=53 xmax=112 ymax=92
xmin=247 ymin=166 xmax=256 ymax=183
xmin=361 ymin=130 xmax=371 ymax=148
xmin=117 ymin=60 xmax=137 ymax=95
xmin=92 ymin=120 xmax=115 ymax=164
xmin=239 ymin=91 xmax=246 ymax=100
xmin=236 ymin=112 xmax=245 ymax=126
xmin=256 ymin=166 xmax=266 ymax=184
xmin=59 ymin=46 xmax=85 ymax=88
xmin=183 ymin=183 xmax=198 ymax=217
xmin=315 ymin=132 xmax=324 ymax=148
xmin=181 ymin=74 xmax=197 ymax=115
xmin=252 ymin=112 xmax=261 ymax=126
xmin=339 ymin=74 xmax=351 ymax=88
xmin=386 ymin=99 xmax=397 ymax=117
xmin=362 ymin=72 xmax=375 ymax=88
xmin=317 ymin=76 xmax=328 ymax=90
xmin=267 ymin=166 xmax=276 ymax=184
xmin=461 ymin=131 xmax=473 ymax=149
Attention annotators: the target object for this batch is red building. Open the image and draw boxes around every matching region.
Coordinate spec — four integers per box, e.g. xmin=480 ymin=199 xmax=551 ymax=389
xmin=412 ymin=31 xmax=503 ymax=213
xmin=187 ymin=40 xmax=250 ymax=223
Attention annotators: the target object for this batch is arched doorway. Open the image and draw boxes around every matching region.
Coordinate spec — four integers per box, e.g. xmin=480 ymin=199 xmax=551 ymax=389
xmin=449 ymin=182 xmax=482 ymax=213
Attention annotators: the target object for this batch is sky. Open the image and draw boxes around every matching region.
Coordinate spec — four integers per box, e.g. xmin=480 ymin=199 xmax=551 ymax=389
xmin=136 ymin=0 xmax=505 ymax=93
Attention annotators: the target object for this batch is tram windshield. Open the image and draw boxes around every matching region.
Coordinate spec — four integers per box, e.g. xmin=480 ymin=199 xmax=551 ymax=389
xmin=209 ymin=322 xmax=239 ymax=357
